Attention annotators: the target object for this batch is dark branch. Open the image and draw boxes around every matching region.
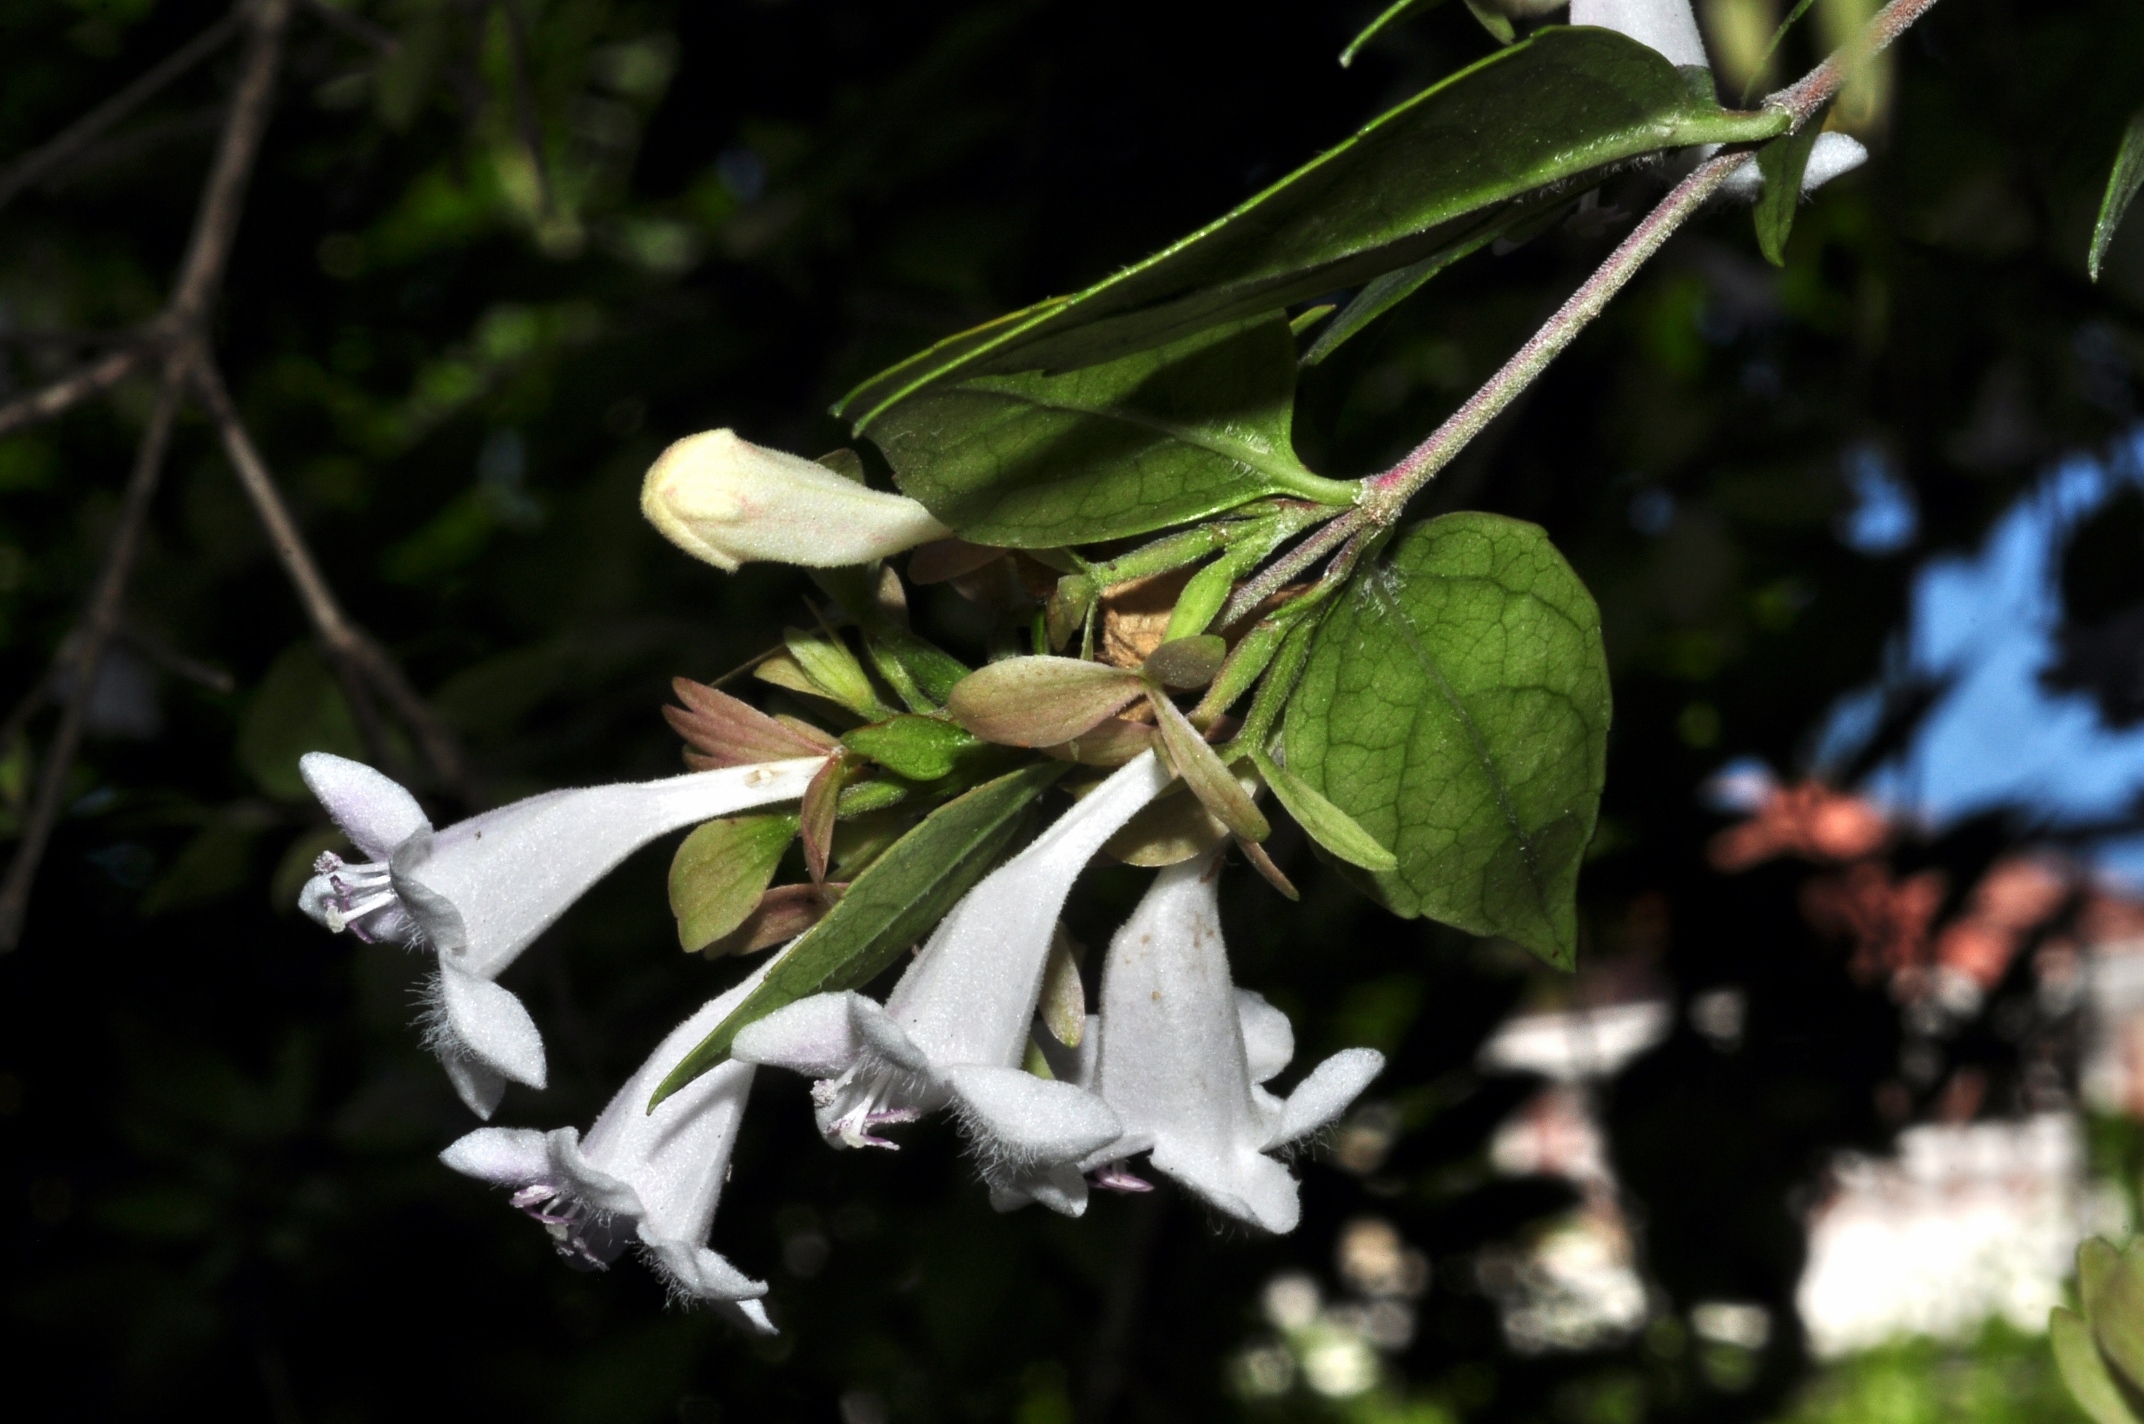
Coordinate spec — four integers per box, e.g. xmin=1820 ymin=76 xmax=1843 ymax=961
xmin=0 ymin=342 xmax=153 ymax=438
xmin=0 ymin=9 xmax=241 ymax=216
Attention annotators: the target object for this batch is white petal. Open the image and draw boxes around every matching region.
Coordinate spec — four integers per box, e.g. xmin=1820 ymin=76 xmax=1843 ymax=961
xmin=1236 ymin=989 xmax=1294 ymax=1085
xmin=1151 ymin=1140 xmax=1302 ymax=1235
xmin=300 ymin=752 xmax=431 ymax=861
xmin=988 ymin=1163 xmax=1090 ymax=1218
xmin=1570 ymin=0 xmax=1709 ymax=69
xmin=1270 ymin=1048 xmax=1385 ymax=1148
xmin=730 ymin=992 xmax=866 ymax=1078
xmin=401 ymin=758 xmax=826 ymax=979
xmin=642 ymin=1234 xmax=769 ymax=1303
xmin=439 ymin=1126 xmax=550 ymax=1184
xmin=942 ymin=1064 xmax=1122 ymax=1166
xmin=886 ymin=750 xmax=1171 ymax=1069
xmin=441 ymin=1054 xmax=508 ymax=1119
xmin=719 ymin=1298 xmax=778 ymax=1335
xmin=1802 ymin=132 xmax=1868 ymax=192
xmin=439 ymin=965 xmax=548 ymax=1089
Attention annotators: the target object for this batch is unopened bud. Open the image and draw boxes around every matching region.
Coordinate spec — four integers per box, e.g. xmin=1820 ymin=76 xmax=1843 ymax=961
xmin=642 ymin=429 xmax=950 ymax=573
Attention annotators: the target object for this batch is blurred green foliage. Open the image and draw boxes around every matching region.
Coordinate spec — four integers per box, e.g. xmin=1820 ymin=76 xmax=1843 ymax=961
xmin=0 ymin=0 xmax=2139 ymax=1421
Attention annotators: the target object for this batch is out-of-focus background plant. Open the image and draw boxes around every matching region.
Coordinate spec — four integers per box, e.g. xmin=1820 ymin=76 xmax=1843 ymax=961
xmin=4 ymin=0 xmax=2144 ymax=1420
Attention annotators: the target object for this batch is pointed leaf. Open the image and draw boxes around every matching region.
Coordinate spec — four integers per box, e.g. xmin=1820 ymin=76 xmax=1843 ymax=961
xmin=869 ymin=315 xmax=1355 ymax=548
xmin=800 ymin=756 xmax=844 ymax=885
xmin=842 ymin=715 xmax=984 ymax=782
xmin=1752 ymin=108 xmax=1828 ymax=267
xmin=705 ymin=882 xmax=833 ymax=958
xmin=1163 ymin=558 xmax=1236 ymax=642
xmin=946 ymin=656 xmax=1144 ymax=747
xmin=1252 ymin=750 xmax=1399 ymax=872
xmin=1301 ymin=217 xmax=1518 ymax=365
xmin=835 ymin=28 xmax=1787 ymax=424
xmin=2096 ymin=1240 xmax=2144 ymax=1392
xmin=652 ymin=762 xmax=1068 ymax=1103
xmin=2056 ymin=1308 xmax=2144 ymax=1424
xmin=666 ymin=677 xmax=835 ymax=769
xmin=2091 ymin=107 xmax=2144 ymax=283
xmin=1462 ymin=0 xmax=1515 ymax=44
xmin=1281 ymin=513 xmax=1610 ymax=968
xmin=1151 ymin=691 xmax=1269 ymax=841
xmin=669 ymin=813 xmax=799 ymax=953
xmin=1105 ymin=780 xmax=1231 ymax=866
xmin=1236 ymin=835 xmax=1300 ymax=900
xmin=810 ymin=566 xmax=972 ymax=708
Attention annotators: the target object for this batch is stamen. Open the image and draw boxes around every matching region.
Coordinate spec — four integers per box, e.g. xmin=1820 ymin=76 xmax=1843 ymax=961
xmin=1092 ymin=1163 xmax=1154 ymax=1194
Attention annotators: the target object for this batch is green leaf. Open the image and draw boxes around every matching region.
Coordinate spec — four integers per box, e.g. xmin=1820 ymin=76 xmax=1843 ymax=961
xmin=835 ymin=28 xmax=1788 ymax=425
xmin=809 ymin=567 xmax=972 ymax=708
xmin=1280 ymin=513 xmax=1609 ymax=967
xmin=2055 ymin=1308 xmax=2144 ymax=1424
xmin=1251 ymin=750 xmax=1399 ymax=872
xmin=1752 ymin=108 xmax=1828 ymax=267
xmin=1339 ymin=0 xmax=1450 ymax=68
xmin=1150 ymin=691 xmax=1268 ymax=841
xmin=651 ymin=762 xmax=1067 ymax=1104
xmin=669 ymin=813 xmax=799 ymax=953
xmin=2091 ymin=107 xmax=2144 ymax=283
xmin=945 ymin=656 xmax=1145 ymax=746
xmin=238 ymin=642 xmax=371 ymax=800
xmin=1739 ymin=0 xmax=1817 ymax=105
xmin=868 ymin=315 xmax=1354 ymax=547
xmin=1143 ymin=635 xmax=1228 ymax=689
xmin=784 ymin=625 xmax=893 ymax=720
xmin=2095 ymin=1239 xmax=2144 ymax=1393
xmin=842 ymin=715 xmax=983 ymax=782
xmin=1300 ymin=216 xmax=1520 ymax=366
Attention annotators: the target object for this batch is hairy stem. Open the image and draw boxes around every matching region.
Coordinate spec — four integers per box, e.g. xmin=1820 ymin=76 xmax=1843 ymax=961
xmin=1349 ymin=0 xmax=1944 ymax=532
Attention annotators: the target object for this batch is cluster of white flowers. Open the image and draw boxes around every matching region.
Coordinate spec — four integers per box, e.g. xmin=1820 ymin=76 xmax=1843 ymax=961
xmin=293 ymin=430 xmax=1383 ymax=1329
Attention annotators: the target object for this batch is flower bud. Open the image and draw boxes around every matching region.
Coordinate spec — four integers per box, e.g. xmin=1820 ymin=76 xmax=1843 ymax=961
xmin=641 ymin=429 xmax=950 ymax=573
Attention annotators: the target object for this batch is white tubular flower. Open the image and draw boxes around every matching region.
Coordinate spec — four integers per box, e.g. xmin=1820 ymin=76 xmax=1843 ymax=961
xmin=440 ymin=964 xmax=775 ymax=1332
xmin=1718 ymin=131 xmax=1870 ymax=201
xmin=1080 ymin=852 xmax=1385 ymax=1234
xmin=732 ymin=751 xmax=1175 ymax=1217
xmin=296 ymin=750 xmax=825 ymax=1118
xmin=1569 ymin=0 xmax=1709 ymax=70
xmin=641 ymin=428 xmax=950 ymax=573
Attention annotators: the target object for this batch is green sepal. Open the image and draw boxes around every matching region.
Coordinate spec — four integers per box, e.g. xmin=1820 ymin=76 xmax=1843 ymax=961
xmin=1462 ymin=0 xmax=1514 ymax=44
xmin=1281 ymin=513 xmax=1609 ymax=969
xmin=669 ymin=813 xmax=799 ymax=953
xmin=1251 ymin=749 xmax=1399 ymax=872
xmin=809 ymin=566 xmax=972 ymax=708
xmin=2091 ymin=107 xmax=2144 ymax=283
xmin=2055 ymin=1307 xmax=2144 ymax=1424
xmin=649 ymin=762 xmax=1068 ymax=1106
xmin=784 ymin=624 xmax=893 ymax=720
xmin=1752 ymin=107 xmax=1828 ymax=267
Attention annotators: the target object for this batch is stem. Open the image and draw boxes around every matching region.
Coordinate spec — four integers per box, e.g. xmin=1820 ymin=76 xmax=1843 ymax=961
xmin=169 ymin=0 xmax=292 ymax=325
xmin=0 ymin=10 xmax=241 ymax=215
xmin=0 ymin=343 xmax=151 ymax=437
xmin=0 ymin=373 xmax=183 ymax=952
xmin=1353 ymin=0 xmax=1944 ymax=530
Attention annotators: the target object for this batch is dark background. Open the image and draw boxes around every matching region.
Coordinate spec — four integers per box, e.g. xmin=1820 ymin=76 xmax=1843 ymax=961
xmin=1 ymin=0 xmax=2140 ymax=1419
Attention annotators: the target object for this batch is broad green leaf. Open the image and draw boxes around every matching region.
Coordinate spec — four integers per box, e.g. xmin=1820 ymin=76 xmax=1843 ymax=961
xmin=1752 ymin=109 xmax=1828 ymax=267
xmin=842 ymin=715 xmax=983 ymax=782
xmin=652 ymin=762 xmax=1066 ymax=1103
xmin=2055 ymin=1309 xmax=2144 ymax=1424
xmin=2091 ymin=107 xmax=2144 ymax=283
xmin=669 ymin=813 xmax=798 ymax=952
xmin=945 ymin=655 xmax=1144 ymax=747
xmin=785 ymin=625 xmax=892 ymax=720
xmin=835 ymin=28 xmax=1788 ymax=425
xmin=868 ymin=316 xmax=1354 ymax=547
xmin=1281 ymin=513 xmax=1609 ymax=967
xmin=1251 ymin=750 xmax=1399 ymax=872
xmin=1339 ymin=0 xmax=1450 ymax=67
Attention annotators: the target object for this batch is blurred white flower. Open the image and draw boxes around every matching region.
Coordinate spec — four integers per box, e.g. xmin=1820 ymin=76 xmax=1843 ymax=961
xmin=733 ymin=751 xmax=1174 ymax=1216
xmin=1570 ymin=0 xmax=1710 ymax=69
xmin=297 ymin=750 xmax=824 ymax=1117
xmin=440 ymin=964 xmax=775 ymax=1331
xmin=641 ymin=428 xmax=948 ymax=573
